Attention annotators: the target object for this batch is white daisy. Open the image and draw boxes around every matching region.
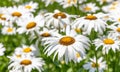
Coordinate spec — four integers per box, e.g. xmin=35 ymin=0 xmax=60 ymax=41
xmin=42 ymin=0 xmax=62 ymax=7
xmin=16 ymin=15 xmax=44 ymax=34
xmin=5 ymin=6 xmax=32 ymax=22
xmin=23 ymin=1 xmax=38 ymax=12
xmin=0 ymin=43 xmax=6 ymax=56
xmin=8 ymin=55 xmax=45 ymax=72
xmin=108 ymin=24 xmax=120 ymax=37
xmin=15 ymin=45 xmax=37 ymax=56
xmin=93 ymin=33 xmax=120 ymax=54
xmin=60 ymin=0 xmax=78 ymax=8
xmin=83 ymin=57 xmax=106 ymax=72
xmin=73 ymin=14 xmax=107 ymax=35
xmin=42 ymin=30 xmax=90 ymax=63
xmin=80 ymin=3 xmax=99 ymax=13
xmin=78 ymin=0 xmax=86 ymax=4
xmin=1 ymin=26 xmax=16 ymax=35
xmin=97 ymin=0 xmax=113 ymax=5
xmin=0 ymin=7 xmax=10 ymax=25
xmin=44 ymin=9 xmax=76 ymax=29
xmin=102 ymin=1 xmax=120 ymax=13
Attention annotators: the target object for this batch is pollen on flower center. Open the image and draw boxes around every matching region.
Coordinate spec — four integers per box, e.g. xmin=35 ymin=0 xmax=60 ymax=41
xmin=16 ymin=54 xmax=21 ymax=58
xmin=59 ymin=36 xmax=75 ymax=46
xmin=12 ymin=12 xmax=22 ymax=17
xmin=41 ymin=32 xmax=51 ymax=37
xmin=25 ymin=5 xmax=32 ymax=9
xmin=26 ymin=22 xmax=36 ymax=29
xmin=53 ymin=12 xmax=67 ymax=19
xmin=23 ymin=47 xmax=32 ymax=53
xmin=0 ymin=14 xmax=6 ymax=20
xmin=20 ymin=59 xmax=32 ymax=65
xmin=85 ymin=15 xmax=97 ymax=20
xmin=91 ymin=62 xmax=99 ymax=68
xmin=76 ymin=53 xmax=80 ymax=58
xmin=7 ymin=28 xmax=13 ymax=32
xmin=84 ymin=6 xmax=92 ymax=11
xmin=116 ymin=27 xmax=120 ymax=32
xmin=103 ymin=38 xmax=115 ymax=44
xmin=75 ymin=28 xmax=82 ymax=33
xmin=67 ymin=0 xmax=71 ymax=4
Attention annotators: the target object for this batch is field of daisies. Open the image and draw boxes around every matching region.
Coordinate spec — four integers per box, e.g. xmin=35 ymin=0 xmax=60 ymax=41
xmin=1 ymin=0 xmax=120 ymax=72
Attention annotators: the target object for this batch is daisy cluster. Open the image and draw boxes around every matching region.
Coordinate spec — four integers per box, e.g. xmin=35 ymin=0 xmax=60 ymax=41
xmin=0 ymin=0 xmax=120 ymax=72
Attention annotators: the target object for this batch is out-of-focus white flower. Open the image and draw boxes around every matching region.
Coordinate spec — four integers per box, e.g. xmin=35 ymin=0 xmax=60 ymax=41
xmin=44 ymin=9 xmax=76 ymax=29
xmin=1 ymin=26 xmax=16 ymax=35
xmin=83 ymin=57 xmax=106 ymax=72
xmin=60 ymin=0 xmax=78 ymax=8
xmin=80 ymin=3 xmax=99 ymax=13
xmin=97 ymin=0 xmax=113 ymax=5
xmin=23 ymin=1 xmax=38 ymax=12
xmin=0 ymin=43 xmax=6 ymax=56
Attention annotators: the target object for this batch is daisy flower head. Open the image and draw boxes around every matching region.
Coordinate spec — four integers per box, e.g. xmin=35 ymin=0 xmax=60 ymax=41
xmin=108 ymin=24 xmax=120 ymax=37
xmin=0 ymin=7 xmax=10 ymax=25
xmin=5 ymin=6 xmax=32 ymax=22
xmin=83 ymin=57 xmax=106 ymax=72
xmin=42 ymin=0 xmax=62 ymax=7
xmin=102 ymin=1 xmax=120 ymax=13
xmin=0 ymin=43 xmax=6 ymax=56
xmin=23 ymin=1 xmax=38 ymax=12
xmin=60 ymin=0 xmax=78 ymax=8
xmin=80 ymin=3 xmax=99 ymax=13
xmin=43 ymin=30 xmax=90 ymax=64
xmin=15 ymin=44 xmax=37 ymax=56
xmin=16 ymin=15 xmax=44 ymax=34
xmin=1 ymin=26 xmax=16 ymax=35
xmin=8 ymin=55 xmax=45 ymax=72
xmin=97 ymin=0 xmax=113 ymax=5
xmin=93 ymin=33 xmax=120 ymax=54
xmin=78 ymin=0 xmax=86 ymax=4
xmin=39 ymin=28 xmax=59 ymax=38
xmin=109 ymin=11 xmax=120 ymax=23
xmin=44 ymin=9 xmax=76 ymax=29
xmin=73 ymin=14 xmax=107 ymax=35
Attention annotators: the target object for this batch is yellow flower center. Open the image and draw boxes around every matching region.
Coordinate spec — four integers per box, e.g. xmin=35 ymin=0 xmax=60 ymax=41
xmin=7 ymin=28 xmax=13 ymax=32
xmin=103 ymin=38 xmax=115 ymax=44
xmin=53 ymin=12 xmax=67 ymax=19
xmin=16 ymin=54 xmax=21 ymax=58
xmin=75 ymin=28 xmax=82 ymax=33
xmin=61 ymin=60 xmax=65 ymax=64
xmin=25 ymin=5 xmax=32 ymax=9
xmin=41 ymin=32 xmax=51 ymax=37
xmin=91 ymin=62 xmax=99 ymax=68
xmin=76 ymin=53 xmax=80 ymax=58
xmin=116 ymin=27 xmax=120 ymax=32
xmin=102 ymin=0 xmax=107 ymax=2
xmin=20 ymin=59 xmax=32 ymax=65
xmin=85 ymin=15 xmax=97 ymax=20
xmin=67 ymin=0 xmax=77 ymax=4
xmin=12 ymin=12 xmax=22 ymax=17
xmin=84 ymin=6 xmax=92 ymax=11
xmin=0 ymin=14 xmax=6 ymax=20
xmin=26 ymin=22 xmax=36 ymax=29
xmin=109 ymin=6 xmax=115 ymax=10
xmin=59 ymin=36 xmax=75 ymax=46
xmin=23 ymin=47 xmax=32 ymax=53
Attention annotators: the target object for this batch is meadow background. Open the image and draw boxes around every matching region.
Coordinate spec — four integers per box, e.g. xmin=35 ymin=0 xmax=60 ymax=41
xmin=0 ymin=0 xmax=120 ymax=72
